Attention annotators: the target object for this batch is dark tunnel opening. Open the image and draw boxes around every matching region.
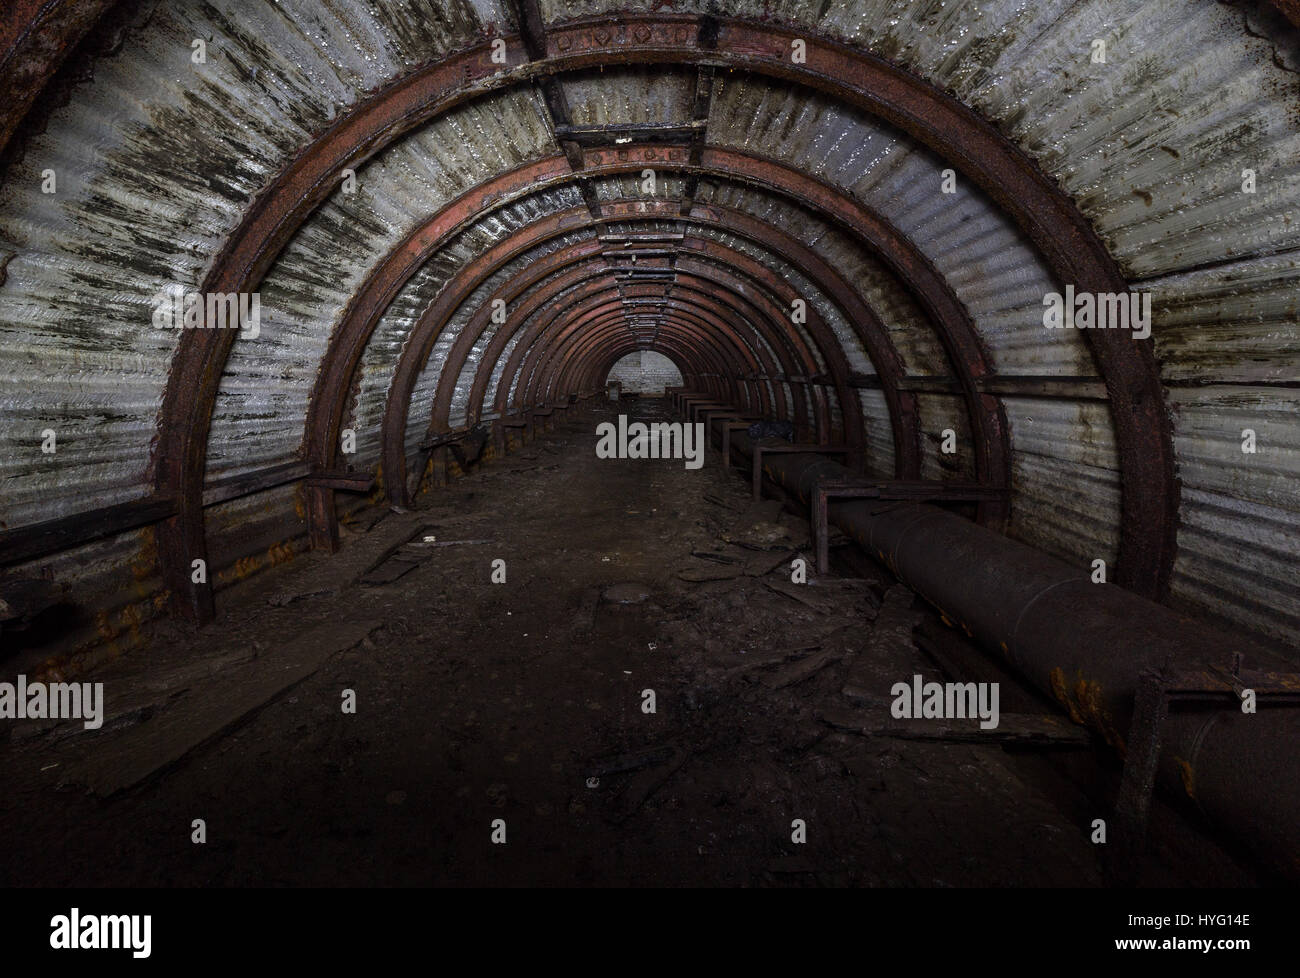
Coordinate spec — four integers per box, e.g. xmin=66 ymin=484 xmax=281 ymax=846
xmin=0 ymin=0 xmax=1297 ymax=953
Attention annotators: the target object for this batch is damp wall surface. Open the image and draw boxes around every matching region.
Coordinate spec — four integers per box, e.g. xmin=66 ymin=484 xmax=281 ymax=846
xmin=0 ymin=0 xmax=1296 ymax=670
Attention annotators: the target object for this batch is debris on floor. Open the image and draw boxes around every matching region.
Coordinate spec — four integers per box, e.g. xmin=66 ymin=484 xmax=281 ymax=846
xmin=0 ymin=401 xmax=1250 ymax=887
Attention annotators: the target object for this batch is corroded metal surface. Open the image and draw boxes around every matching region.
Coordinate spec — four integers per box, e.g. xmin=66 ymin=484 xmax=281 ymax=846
xmin=0 ymin=0 xmax=1295 ymax=660
xmin=133 ymin=17 xmax=1148 ymax=618
xmin=721 ymin=424 xmax=1300 ymax=881
xmin=0 ymin=0 xmax=118 ymax=157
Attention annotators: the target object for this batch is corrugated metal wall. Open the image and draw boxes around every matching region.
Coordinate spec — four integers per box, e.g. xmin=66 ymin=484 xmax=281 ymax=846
xmin=1 ymin=0 xmax=1297 ymax=667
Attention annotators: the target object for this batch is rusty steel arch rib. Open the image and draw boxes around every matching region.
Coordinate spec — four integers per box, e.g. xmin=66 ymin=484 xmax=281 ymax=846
xmin=432 ymin=249 xmax=776 ymax=430
xmin=377 ymin=197 xmax=858 ymax=508
xmin=501 ymin=283 xmax=806 ymax=434
xmin=558 ymin=323 xmax=787 ymax=419
xmin=441 ymin=252 xmax=779 ymax=431
xmin=477 ymin=289 xmax=768 ymax=435
xmin=520 ymin=284 xmax=823 ymax=439
xmin=400 ymin=169 xmax=972 ymax=507
xmin=532 ymin=322 xmax=734 ymax=421
xmin=150 ymin=16 xmax=1172 ymax=621
xmin=0 ymin=0 xmax=119 ymax=157
xmin=167 ymin=128 xmax=966 ymax=617
xmin=501 ymin=270 xmax=824 ymax=434
xmin=684 ymin=204 xmax=920 ymax=474
xmin=317 ymin=152 xmax=1001 ymax=552
xmin=151 ymin=35 xmax=539 ymax=621
xmin=437 ymin=197 xmax=924 ymax=458
xmin=547 ymin=16 xmax=1175 ymax=596
xmin=507 ymin=300 xmax=766 ymax=410
xmin=428 ymin=202 xmax=918 ymax=471
xmin=342 ymin=149 xmax=990 ymax=537
xmin=445 ymin=247 xmax=773 ymax=428
xmin=488 ymin=293 xmax=773 ymax=418
xmin=389 ymin=251 xmax=790 ymax=506
xmin=513 ymin=297 xmax=778 ymax=426
xmin=543 ymin=312 xmax=791 ymax=415
xmin=541 ymin=324 xmax=720 ymax=403
xmin=508 ymin=249 xmax=855 ymax=455
xmin=665 ymin=147 xmax=1012 ymax=526
xmin=568 ymin=319 xmax=745 ymax=399
xmin=507 ymin=264 xmax=837 ymax=437
xmin=557 ymin=325 xmax=715 ymax=399
xmin=569 ymin=331 xmax=717 ymax=400
xmin=574 ymin=339 xmax=710 ymax=399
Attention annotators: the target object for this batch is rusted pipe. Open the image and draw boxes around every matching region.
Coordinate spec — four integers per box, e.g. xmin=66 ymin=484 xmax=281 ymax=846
xmin=717 ymin=420 xmax=1300 ymax=881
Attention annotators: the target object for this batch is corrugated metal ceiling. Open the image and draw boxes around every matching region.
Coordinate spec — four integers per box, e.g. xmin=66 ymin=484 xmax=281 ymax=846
xmin=0 ymin=0 xmax=1296 ymax=659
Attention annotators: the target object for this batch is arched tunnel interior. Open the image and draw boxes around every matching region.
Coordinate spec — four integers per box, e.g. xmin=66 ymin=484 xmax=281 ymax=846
xmin=1 ymin=0 xmax=1298 ymax=904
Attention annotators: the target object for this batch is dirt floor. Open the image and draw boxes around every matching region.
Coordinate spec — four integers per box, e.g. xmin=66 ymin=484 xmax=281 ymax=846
xmin=0 ymin=398 xmax=1264 ymax=887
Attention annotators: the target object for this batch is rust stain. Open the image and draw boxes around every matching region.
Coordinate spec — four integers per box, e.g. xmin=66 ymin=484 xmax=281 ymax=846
xmin=34 ymin=596 xmax=158 ymax=683
xmin=1049 ymin=666 xmax=1125 ymax=751
xmin=132 ymin=525 xmax=159 ymax=582
xmin=267 ymin=540 xmax=296 ymax=567
xmin=1174 ymin=755 xmax=1197 ymax=799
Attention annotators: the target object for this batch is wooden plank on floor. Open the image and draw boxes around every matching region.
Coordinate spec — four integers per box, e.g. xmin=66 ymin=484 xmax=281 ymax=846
xmin=69 ymin=619 xmax=384 ymax=796
xmin=819 ymin=706 xmax=1091 ymax=746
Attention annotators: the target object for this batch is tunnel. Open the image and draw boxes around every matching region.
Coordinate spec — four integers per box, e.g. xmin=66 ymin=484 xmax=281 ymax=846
xmin=1 ymin=0 xmax=1298 ymax=916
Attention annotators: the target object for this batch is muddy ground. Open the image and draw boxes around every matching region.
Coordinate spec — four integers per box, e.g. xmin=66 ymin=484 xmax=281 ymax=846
xmin=0 ymin=399 xmax=1262 ymax=887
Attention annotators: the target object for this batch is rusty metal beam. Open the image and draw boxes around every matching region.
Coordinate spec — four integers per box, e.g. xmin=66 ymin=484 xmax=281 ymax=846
xmin=722 ymin=430 xmax=1299 ymax=882
xmin=447 ymin=224 xmax=873 ymax=457
xmin=512 ymin=300 xmax=757 ymax=407
xmin=508 ymin=269 xmax=822 ymax=435
xmin=403 ymin=145 xmax=996 ymax=504
xmin=312 ymin=153 xmax=988 ymax=562
xmin=575 ymin=332 xmax=718 ymax=406
xmin=150 ymin=15 xmax=1176 ymax=622
xmin=438 ymin=247 xmax=777 ymax=433
xmin=540 ymin=317 xmax=766 ymax=424
xmin=150 ymin=34 xmax=534 ymax=621
xmin=554 ymin=321 xmax=736 ymax=408
xmin=301 ymin=157 xmax=577 ymax=549
xmin=483 ymin=271 xmax=776 ymax=403
xmin=543 ymin=16 xmax=1174 ymax=596
xmin=513 ymin=271 xmax=818 ymax=422
xmin=468 ymin=202 xmax=920 ymax=472
xmin=508 ymin=0 xmax=600 ymax=214
xmin=683 ymin=205 xmax=920 ymax=476
xmin=506 ymin=286 xmax=789 ymax=427
xmin=683 ymin=146 xmax=1009 ymax=517
xmin=511 ymin=301 xmax=770 ymax=418
xmin=572 ymin=320 xmax=733 ymax=391
xmin=571 ymin=336 xmax=702 ymax=398
xmin=544 ymin=309 xmax=756 ymax=408
xmin=530 ymin=321 xmax=727 ymax=420
xmin=374 ymin=208 xmax=590 ymax=507
xmin=0 ymin=494 xmax=176 ymax=569
xmin=572 ymin=329 xmax=764 ymax=407
xmin=0 ymin=0 xmax=117 ymax=159
xmin=383 ymin=209 xmax=848 ymax=505
xmin=410 ymin=283 xmax=760 ymax=502
xmin=541 ymin=290 xmax=771 ymax=415
xmin=672 ymin=251 xmax=860 ymax=456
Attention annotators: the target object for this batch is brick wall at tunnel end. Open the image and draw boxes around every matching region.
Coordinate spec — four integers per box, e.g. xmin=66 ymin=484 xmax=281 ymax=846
xmin=604 ymin=351 xmax=685 ymax=395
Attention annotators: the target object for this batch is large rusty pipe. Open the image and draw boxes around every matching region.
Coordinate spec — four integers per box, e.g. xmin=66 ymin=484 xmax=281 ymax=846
xmin=718 ymin=423 xmax=1300 ymax=881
